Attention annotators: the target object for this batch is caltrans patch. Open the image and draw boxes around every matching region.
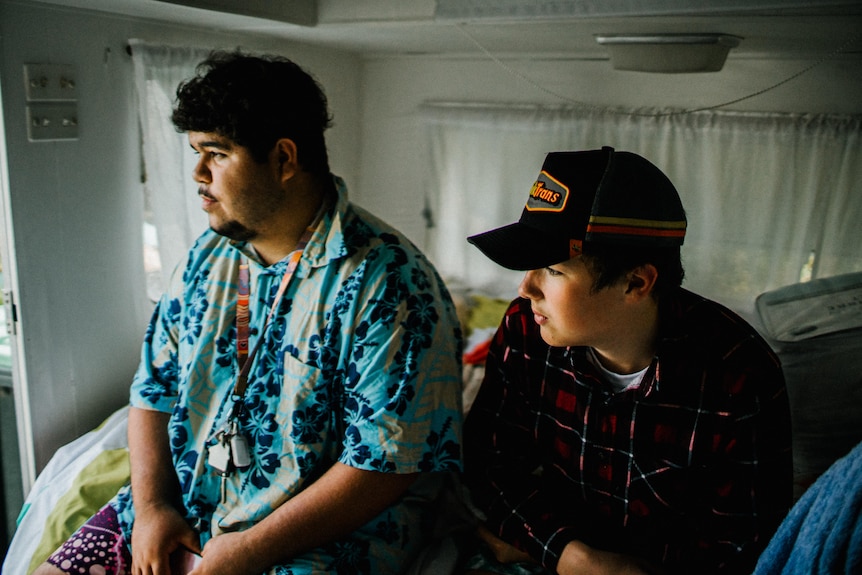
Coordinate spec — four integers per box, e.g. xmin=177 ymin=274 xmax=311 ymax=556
xmin=526 ymin=170 xmax=569 ymax=212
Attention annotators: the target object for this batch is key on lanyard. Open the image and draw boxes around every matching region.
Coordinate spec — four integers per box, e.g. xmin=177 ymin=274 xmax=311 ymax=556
xmin=207 ymin=431 xmax=232 ymax=503
xmin=207 ymin=431 xmax=232 ymax=476
xmin=229 ymin=420 xmax=251 ymax=469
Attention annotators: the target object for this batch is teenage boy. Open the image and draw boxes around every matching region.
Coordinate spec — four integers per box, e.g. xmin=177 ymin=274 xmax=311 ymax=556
xmin=462 ymin=147 xmax=792 ymax=575
xmin=35 ymin=51 xmax=463 ymax=575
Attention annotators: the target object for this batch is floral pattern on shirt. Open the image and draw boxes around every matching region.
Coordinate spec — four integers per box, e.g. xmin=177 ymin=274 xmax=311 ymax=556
xmin=112 ymin=177 xmax=463 ymax=574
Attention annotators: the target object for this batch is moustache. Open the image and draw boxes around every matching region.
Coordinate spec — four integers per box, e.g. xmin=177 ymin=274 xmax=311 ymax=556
xmin=198 ymin=187 xmax=215 ymax=200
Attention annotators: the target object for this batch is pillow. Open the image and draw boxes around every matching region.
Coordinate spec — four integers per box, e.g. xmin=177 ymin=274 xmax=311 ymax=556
xmin=3 ymin=406 xmax=130 ymax=575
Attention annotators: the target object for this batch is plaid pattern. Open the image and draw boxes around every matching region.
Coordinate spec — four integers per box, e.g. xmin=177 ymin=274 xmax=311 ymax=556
xmin=463 ymin=289 xmax=792 ymax=575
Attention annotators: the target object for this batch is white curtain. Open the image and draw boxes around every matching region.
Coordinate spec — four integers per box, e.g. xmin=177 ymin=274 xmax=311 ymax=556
xmin=423 ymin=104 xmax=862 ymax=316
xmin=130 ymin=40 xmax=213 ymax=298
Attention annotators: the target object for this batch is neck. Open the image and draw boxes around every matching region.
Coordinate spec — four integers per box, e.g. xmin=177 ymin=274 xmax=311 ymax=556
xmin=591 ymin=301 xmax=659 ymax=374
xmin=252 ymin=176 xmax=331 ymax=266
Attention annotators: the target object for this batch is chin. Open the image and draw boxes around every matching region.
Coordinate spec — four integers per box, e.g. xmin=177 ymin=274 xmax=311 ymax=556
xmin=539 ymin=328 xmax=563 ymax=348
xmin=212 ymin=220 xmax=255 ymax=242
xmin=540 ymin=327 xmax=580 ymax=348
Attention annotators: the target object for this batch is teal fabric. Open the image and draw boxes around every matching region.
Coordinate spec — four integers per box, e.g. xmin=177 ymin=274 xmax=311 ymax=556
xmin=112 ymin=177 xmax=464 ymax=573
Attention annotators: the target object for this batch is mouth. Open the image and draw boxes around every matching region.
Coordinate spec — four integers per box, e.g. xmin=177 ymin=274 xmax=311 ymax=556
xmin=199 ymin=188 xmax=216 ymax=209
xmin=532 ymin=309 xmax=548 ymax=325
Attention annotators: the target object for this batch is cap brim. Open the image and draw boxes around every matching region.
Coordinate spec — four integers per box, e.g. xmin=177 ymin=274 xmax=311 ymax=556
xmin=467 ymin=222 xmax=571 ymax=271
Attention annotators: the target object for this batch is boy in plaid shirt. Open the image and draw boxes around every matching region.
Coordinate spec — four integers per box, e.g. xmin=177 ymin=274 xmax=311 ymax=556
xmin=462 ymin=147 xmax=792 ymax=575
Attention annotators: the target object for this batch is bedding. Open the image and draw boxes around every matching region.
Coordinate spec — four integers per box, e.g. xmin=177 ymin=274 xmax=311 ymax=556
xmin=3 ymin=406 xmax=130 ymax=574
xmin=753 ymin=439 xmax=862 ymax=575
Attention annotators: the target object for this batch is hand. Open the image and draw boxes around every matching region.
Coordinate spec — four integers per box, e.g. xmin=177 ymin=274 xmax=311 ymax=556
xmin=556 ymin=540 xmax=661 ymax=575
xmin=476 ymin=525 xmax=536 ymax=565
xmin=131 ymin=501 xmax=201 ymax=575
xmin=188 ymin=531 xmax=265 ymax=575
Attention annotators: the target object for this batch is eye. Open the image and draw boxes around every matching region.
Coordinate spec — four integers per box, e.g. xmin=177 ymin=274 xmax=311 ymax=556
xmin=545 ymin=267 xmax=563 ymax=277
xmin=191 ymin=144 xmax=229 ymax=161
xmin=199 ymin=147 xmax=225 ymax=158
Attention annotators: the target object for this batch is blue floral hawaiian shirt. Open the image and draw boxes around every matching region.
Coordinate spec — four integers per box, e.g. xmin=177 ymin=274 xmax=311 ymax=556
xmin=110 ymin=177 xmax=464 ymax=574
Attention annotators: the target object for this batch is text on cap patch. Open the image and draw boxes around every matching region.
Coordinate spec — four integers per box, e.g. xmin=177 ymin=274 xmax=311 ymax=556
xmin=526 ymin=170 xmax=569 ymax=212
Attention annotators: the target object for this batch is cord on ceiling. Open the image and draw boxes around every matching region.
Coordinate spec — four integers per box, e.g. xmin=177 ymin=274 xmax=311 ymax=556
xmin=454 ymin=23 xmax=861 ymax=117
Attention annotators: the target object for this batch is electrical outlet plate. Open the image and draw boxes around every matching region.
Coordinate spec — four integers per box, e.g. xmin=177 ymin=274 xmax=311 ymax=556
xmin=2 ymin=289 xmax=16 ymax=337
xmin=24 ymin=63 xmax=77 ymax=102
xmin=26 ymin=102 xmax=79 ymax=141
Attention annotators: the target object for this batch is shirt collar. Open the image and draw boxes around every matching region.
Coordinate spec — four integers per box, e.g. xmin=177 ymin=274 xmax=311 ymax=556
xmin=230 ymin=174 xmax=350 ymax=274
xmin=303 ymin=174 xmax=350 ymax=271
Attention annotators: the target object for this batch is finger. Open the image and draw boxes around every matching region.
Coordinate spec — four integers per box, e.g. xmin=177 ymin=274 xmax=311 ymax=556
xmin=179 ymin=530 xmax=203 ymax=556
xmin=154 ymin=556 xmax=172 ymax=575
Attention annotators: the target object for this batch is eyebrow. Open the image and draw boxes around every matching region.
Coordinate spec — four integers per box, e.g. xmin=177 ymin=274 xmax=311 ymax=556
xmin=191 ymin=139 xmax=233 ymax=152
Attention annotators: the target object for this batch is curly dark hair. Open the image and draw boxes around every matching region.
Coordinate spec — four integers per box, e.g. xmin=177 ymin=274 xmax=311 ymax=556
xmin=172 ymin=50 xmax=333 ymax=175
xmin=581 ymin=243 xmax=685 ymax=300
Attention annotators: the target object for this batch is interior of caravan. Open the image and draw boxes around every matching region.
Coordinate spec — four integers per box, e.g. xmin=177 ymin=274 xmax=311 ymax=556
xmin=0 ymin=0 xmax=860 ymax=568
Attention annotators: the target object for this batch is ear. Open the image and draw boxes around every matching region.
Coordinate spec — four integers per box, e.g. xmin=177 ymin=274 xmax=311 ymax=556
xmin=625 ymin=264 xmax=658 ymax=299
xmin=274 ymin=138 xmax=300 ymax=183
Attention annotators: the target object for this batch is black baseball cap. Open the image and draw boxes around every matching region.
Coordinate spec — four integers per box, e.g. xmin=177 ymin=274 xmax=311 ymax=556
xmin=467 ymin=146 xmax=687 ymax=270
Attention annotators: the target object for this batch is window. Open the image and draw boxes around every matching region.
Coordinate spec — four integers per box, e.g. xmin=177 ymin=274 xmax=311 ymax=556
xmin=423 ymin=104 xmax=862 ymax=315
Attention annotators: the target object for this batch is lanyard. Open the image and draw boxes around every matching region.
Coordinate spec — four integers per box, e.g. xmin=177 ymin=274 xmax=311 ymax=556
xmin=231 ymin=209 xmax=323 ymax=410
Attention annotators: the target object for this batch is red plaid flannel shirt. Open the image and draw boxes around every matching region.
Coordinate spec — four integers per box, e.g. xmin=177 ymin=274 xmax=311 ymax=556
xmin=463 ymin=289 xmax=792 ymax=574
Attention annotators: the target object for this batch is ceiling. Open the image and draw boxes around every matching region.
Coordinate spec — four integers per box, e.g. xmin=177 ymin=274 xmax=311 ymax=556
xmin=24 ymin=0 xmax=862 ymax=62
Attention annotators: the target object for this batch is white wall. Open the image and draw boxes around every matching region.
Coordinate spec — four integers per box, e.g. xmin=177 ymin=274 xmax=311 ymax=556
xmin=0 ymin=0 xmax=362 ymax=484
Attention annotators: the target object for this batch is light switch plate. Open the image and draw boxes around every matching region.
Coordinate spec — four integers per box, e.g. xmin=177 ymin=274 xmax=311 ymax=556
xmin=26 ymin=103 xmax=79 ymax=141
xmin=24 ymin=63 xmax=77 ymax=102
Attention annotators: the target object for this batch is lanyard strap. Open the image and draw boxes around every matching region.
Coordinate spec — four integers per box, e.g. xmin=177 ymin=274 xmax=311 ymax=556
xmin=236 ymin=262 xmax=250 ymax=368
xmin=232 ymin=209 xmax=324 ymax=405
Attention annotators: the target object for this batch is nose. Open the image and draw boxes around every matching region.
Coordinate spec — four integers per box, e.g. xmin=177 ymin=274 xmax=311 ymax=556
xmin=192 ymin=157 xmax=211 ymax=184
xmin=518 ymin=270 xmax=541 ymax=300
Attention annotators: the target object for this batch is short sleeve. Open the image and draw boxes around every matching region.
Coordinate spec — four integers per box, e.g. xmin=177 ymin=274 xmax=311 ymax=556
xmin=128 ymin=264 xmax=186 ymax=413
xmin=333 ymin=243 xmax=463 ymax=474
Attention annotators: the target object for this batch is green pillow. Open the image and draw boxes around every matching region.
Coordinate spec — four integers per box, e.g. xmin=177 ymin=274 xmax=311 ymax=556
xmin=27 ymin=448 xmax=130 ymax=574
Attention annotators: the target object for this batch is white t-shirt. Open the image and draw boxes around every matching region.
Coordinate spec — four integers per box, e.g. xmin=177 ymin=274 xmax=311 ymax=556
xmin=586 ymin=347 xmax=650 ymax=393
